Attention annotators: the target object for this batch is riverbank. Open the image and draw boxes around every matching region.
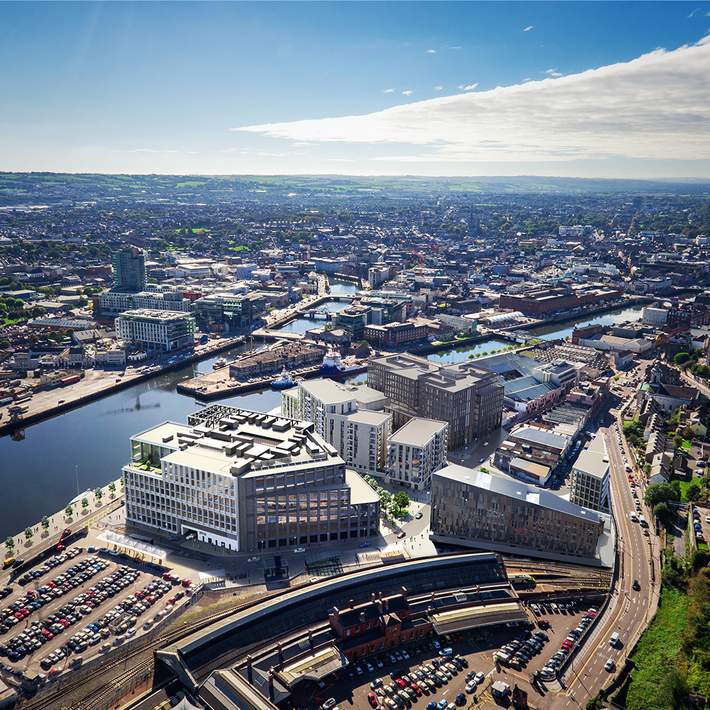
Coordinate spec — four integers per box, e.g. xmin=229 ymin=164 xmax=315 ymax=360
xmin=0 ymin=335 xmax=244 ymax=437
xmin=178 ymin=362 xmax=368 ymax=400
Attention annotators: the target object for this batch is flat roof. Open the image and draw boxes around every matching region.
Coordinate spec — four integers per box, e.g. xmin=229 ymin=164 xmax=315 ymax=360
xmin=573 ymin=435 xmax=609 ymax=479
xmin=129 ymin=407 xmax=343 ymax=479
xmin=389 ymin=417 xmax=447 ymax=445
xmin=510 ymin=425 xmax=569 ymax=451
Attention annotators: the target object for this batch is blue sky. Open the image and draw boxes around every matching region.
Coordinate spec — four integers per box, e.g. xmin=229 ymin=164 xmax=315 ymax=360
xmin=1 ymin=1 xmax=709 ymax=177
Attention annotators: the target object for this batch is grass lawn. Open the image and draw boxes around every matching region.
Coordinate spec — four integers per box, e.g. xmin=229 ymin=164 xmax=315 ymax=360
xmin=624 ymin=587 xmax=689 ymax=710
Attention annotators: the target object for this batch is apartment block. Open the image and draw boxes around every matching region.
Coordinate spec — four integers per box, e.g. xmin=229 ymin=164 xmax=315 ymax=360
xmin=569 ymin=434 xmax=610 ymax=512
xmin=123 ymin=405 xmax=380 ymax=553
xmin=386 ymin=417 xmax=448 ymax=490
xmin=116 ymin=309 xmax=195 ymax=352
xmin=282 ymin=378 xmax=391 ymax=475
xmin=368 ymin=353 xmax=503 ymax=449
xmin=112 ymin=245 xmax=146 ymax=292
xmin=430 ymin=464 xmax=604 ymax=562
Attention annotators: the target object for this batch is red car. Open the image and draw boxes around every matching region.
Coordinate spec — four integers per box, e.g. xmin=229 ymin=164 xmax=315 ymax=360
xmin=395 ymin=678 xmax=406 ymax=689
xmin=410 ymin=682 xmax=422 ymax=696
xmin=367 ymin=691 xmax=378 ymax=708
xmin=181 ymin=578 xmax=191 ymax=588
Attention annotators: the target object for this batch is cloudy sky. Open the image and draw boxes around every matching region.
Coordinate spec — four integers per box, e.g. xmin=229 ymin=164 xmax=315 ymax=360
xmin=1 ymin=1 xmax=710 ymax=177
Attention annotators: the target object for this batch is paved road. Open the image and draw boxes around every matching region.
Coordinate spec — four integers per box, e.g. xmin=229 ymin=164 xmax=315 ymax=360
xmin=551 ymin=424 xmax=660 ymax=709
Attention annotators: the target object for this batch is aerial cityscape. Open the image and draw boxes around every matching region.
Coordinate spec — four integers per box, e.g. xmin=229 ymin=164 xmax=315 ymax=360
xmin=0 ymin=2 xmax=709 ymax=710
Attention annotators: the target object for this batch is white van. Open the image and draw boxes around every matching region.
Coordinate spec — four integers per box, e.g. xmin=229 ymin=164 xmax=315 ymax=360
xmin=609 ymin=632 xmax=620 ymax=647
xmin=629 ymin=512 xmax=638 ymax=523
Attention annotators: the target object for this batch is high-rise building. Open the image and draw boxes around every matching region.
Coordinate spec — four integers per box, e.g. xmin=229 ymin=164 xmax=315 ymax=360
xmin=368 ymin=353 xmax=503 ymax=449
xmin=282 ymin=378 xmax=391 ymax=475
xmin=112 ymin=245 xmax=146 ymax=292
xmin=386 ymin=417 xmax=448 ymax=490
xmin=569 ymin=434 xmax=610 ymax=512
xmin=123 ymin=405 xmax=380 ymax=552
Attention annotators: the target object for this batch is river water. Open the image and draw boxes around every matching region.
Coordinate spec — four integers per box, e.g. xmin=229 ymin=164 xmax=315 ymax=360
xmin=0 ymin=301 xmax=643 ymax=538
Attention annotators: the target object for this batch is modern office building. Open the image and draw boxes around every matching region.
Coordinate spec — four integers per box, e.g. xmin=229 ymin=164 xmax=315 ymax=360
xmin=569 ymin=434 xmax=610 ymax=512
xmin=386 ymin=417 xmax=448 ymax=490
xmin=116 ymin=309 xmax=195 ymax=352
xmin=123 ymin=405 xmax=380 ymax=553
xmin=430 ymin=464 xmax=604 ymax=562
xmin=112 ymin=245 xmax=146 ymax=292
xmin=368 ymin=353 xmax=504 ymax=449
xmin=282 ymin=378 xmax=391 ymax=475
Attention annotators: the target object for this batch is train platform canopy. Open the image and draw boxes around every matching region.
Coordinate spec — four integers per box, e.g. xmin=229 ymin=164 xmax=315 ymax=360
xmin=431 ymin=601 xmax=527 ymax=635
xmin=277 ymin=645 xmax=347 ymax=687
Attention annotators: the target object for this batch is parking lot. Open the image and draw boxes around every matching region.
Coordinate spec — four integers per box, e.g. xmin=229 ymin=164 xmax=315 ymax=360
xmin=313 ymin=599 xmax=599 ymax=709
xmin=0 ymin=539 xmax=196 ymax=685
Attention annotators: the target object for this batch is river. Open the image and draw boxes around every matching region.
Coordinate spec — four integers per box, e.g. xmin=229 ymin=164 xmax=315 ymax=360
xmin=0 ymin=300 xmax=643 ymax=539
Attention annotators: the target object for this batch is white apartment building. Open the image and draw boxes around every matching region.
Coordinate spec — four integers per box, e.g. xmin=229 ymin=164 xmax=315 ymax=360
xmin=387 ymin=417 xmax=448 ymax=491
xmin=116 ymin=309 xmax=195 ymax=352
xmin=282 ymin=378 xmax=391 ymax=475
xmin=98 ymin=289 xmax=191 ymax=317
xmin=569 ymin=434 xmax=610 ymax=512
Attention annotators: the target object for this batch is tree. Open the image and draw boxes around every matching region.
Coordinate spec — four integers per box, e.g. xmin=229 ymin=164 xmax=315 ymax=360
xmin=686 ymin=480 xmax=702 ymax=501
xmin=4 ymin=537 xmax=14 ymax=552
xmin=393 ymin=491 xmax=410 ymax=510
xmin=81 ymin=497 xmax=89 ymax=510
xmin=653 ymin=501 xmax=672 ymax=525
xmin=109 ymin=481 xmax=117 ymax=497
xmin=41 ymin=516 xmax=49 ymax=531
xmin=645 ymin=482 xmax=679 ymax=508
xmin=673 ymin=352 xmax=691 ymax=366
xmin=65 ymin=505 xmax=73 ymax=518
xmin=94 ymin=487 xmax=103 ymax=501
xmin=24 ymin=527 xmax=33 ymax=541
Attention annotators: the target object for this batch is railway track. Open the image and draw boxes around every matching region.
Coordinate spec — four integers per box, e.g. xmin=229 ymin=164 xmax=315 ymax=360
xmin=21 ymin=558 xmax=611 ymax=708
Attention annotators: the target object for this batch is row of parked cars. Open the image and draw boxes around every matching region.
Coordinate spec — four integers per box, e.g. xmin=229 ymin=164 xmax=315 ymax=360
xmin=364 ymin=650 xmax=475 ymax=709
xmin=16 ymin=544 xmax=82 ymax=587
xmin=39 ymin=572 xmax=186 ymax=673
xmin=493 ymin=629 xmax=549 ymax=671
xmin=0 ymin=561 xmax=128 ymax=663
xmin=0 ymin=554 xmax=108 ymax=637
xmin=538 ymin=607 xmax=598 ymax=682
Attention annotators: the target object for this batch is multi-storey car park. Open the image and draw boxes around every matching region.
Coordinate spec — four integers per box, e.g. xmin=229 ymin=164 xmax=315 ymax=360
xmin=123 ymin=404 xmax=380 ymax=554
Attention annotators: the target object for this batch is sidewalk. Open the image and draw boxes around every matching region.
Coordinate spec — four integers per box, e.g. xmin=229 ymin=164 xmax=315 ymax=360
xmin=1 ymin=478 xmax=124 ymax=579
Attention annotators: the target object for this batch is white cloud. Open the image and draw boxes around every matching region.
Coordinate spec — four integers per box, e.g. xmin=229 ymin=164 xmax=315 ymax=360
xmin=401 ymin=89 xmax=414 ymax=96
xmin=459 ymin=83 xmax=479 ymax=91
xmin=523 ymin=25 xmax=534 ymax=32
xmin=426 ymin=48 xmax=437 ymax=54
xmin=434 ymin=85 xmax=444 ymax=91
xmin=382 ymin=88 xmax=395 ymax=94
xmin=545 ymin=68 xmax=563 ymax=78
xmin=235 ymin=37 xmax=710 ymax=165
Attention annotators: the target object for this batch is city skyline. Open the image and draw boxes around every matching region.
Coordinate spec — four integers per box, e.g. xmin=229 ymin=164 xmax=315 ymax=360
xmin=1 ymin=1 xmax=710 ymax=177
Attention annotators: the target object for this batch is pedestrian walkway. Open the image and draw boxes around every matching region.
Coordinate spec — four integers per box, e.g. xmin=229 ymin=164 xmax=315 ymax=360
xmin=1 ymin=478 xmax=124 ymax=579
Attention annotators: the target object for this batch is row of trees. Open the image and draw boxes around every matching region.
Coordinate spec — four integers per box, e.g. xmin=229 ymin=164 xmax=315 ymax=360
xmin=363 ymin=475 xmax=410 ymax=520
